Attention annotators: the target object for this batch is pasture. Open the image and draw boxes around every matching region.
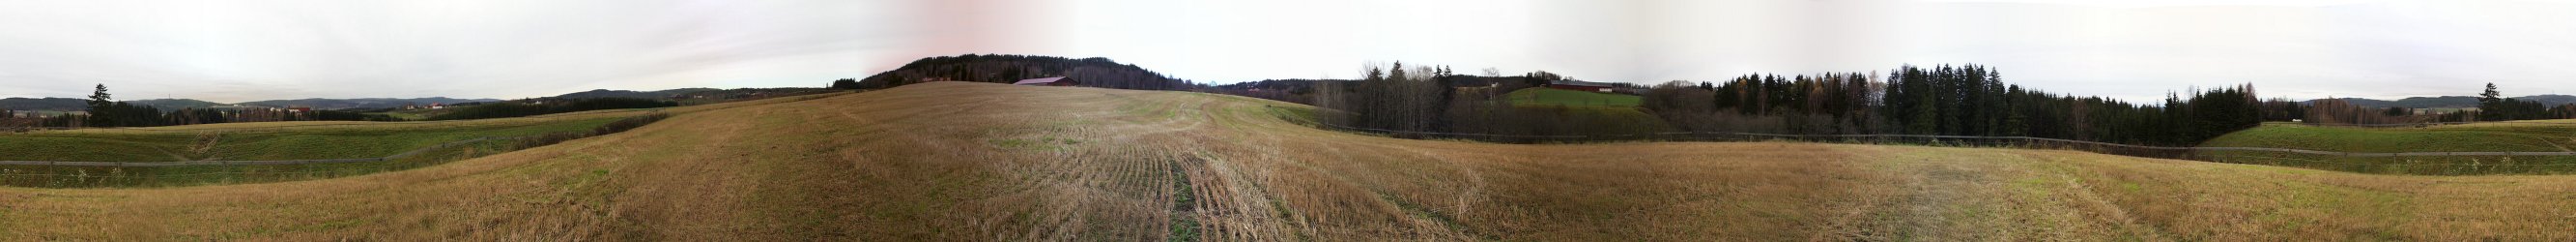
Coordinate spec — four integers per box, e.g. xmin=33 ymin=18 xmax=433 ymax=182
xmin=2196 ymin=121 xmax=2576 ymax=174
xmin=0 ymin=82 xmax=2567 ymax=240
xmin=1505 ymin=87 xmax=1640 ymax=107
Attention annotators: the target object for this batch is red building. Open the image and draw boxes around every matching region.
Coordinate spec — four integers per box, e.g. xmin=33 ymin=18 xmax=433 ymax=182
xmin=1543 ymin=79 xmax=1616 ymax=93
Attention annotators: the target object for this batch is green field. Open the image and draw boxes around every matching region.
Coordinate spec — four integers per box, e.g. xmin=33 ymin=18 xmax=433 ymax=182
xmin=2196 ymin=120 xmax=2576 ymax=174
xmin=2200 ymin=121 xmax=2576 ymax=153
xmin=0 ymin=118 xmax=622 ymax=163
xmin=1505 ymin=87 xmax=1640 ymax=107
xmin=368 ymin=107 xmax=449 ymax=120
xmin=0 ymin=107 xmax=682 ymax=188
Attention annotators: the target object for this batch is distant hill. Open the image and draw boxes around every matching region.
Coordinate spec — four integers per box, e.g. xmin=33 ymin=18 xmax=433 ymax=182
xmin=2305 ymin=95 xmax=2572 ymax=108
xmin=553 ymin=88 xmax=719 ymax=100
xmin=2520 ymin=94 xmax=2576 ymax=106
xmin=857 ymin=53 xmax=1196 ymax=90
xmin=0 ymin=97 xmax=86 ymax=111
xmin=240 ymin=97 xmax=501 ymax=110
xmin=127 ymin=99 xmax=225 ymax=109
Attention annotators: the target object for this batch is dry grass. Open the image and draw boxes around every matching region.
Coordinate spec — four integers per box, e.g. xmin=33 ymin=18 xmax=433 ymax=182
xmin=2 ymin=82 xmax=2570 ymax=240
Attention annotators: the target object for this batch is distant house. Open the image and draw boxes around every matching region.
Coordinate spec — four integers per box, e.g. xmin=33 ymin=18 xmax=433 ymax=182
xmin=1013 ymin=76 xmax=1076 ymax=86
xmin=1545 ymin=79 xmax=1617 ymax=93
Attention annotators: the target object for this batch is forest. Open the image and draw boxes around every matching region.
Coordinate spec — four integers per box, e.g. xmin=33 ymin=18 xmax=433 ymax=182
xmin=1186 ymin=56 xmax=2576 ymax=146
xmin=1646 ymin=65 xmax=2261 ymax=146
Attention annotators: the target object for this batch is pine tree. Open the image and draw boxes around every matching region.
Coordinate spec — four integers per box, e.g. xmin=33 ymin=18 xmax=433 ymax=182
xmin=2478 ymin=82 xmax=2504 ymax=120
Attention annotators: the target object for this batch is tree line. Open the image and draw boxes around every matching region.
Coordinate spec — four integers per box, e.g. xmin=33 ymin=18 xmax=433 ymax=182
xmin=1640 ymin=65 xmax=2263 ymax=146
xmin=1 ymin=84 xmax=687 ymax=130
xmin=1295 ymin=63 xmax=2274 ymax=146
xmin=1302 ymin=62 xmax=1668 ymax=140
xmin=9 ymin=84 xmax=400 ymax=129
xmin=2474 ymin=83 xmax=2576 ymax=121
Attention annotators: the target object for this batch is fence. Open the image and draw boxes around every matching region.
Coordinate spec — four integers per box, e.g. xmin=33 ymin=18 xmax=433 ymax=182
xmin=1265 ymin=106 xmax=2576 ymax=174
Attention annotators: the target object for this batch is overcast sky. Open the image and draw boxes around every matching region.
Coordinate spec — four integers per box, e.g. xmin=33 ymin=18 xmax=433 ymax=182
xmin=0 ymin=0 xmax=2567 ymax=103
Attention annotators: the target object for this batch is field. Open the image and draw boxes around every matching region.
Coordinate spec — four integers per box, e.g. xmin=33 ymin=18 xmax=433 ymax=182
xmin=1505 ymin=87 xmax=1640 ymax=107
xmin=0 ymin=107 xmax=694 ymax=188
xmin=1 ymin=82 xmax=2571 ymax=240
xmin=368 ymin=107 xmax=451 ymax=120
xmin=0 ymin=118 xmax=622 ymax=163
xmin=2196 ymin=121 xmax=2576 ymax=174
xmin=2202 ymin=121 xmax=2576 ymax=153
xmin=1489 ymin=87 xmax=1671 ymax=135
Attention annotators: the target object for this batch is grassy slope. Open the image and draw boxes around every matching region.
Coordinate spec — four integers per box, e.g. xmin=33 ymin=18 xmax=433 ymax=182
xmin=1505 ymin=87 xmax=1640 ymax=107
xmin=2202 ymin=121 xmax=2576 ymax=153
xmin=1498 ymin=87 xmax=1673 ymax=135
xmin=1 ymin=83 xmax=2570 ymax=240
xmin=2196 ymin=121 xmax=2576 ymax=174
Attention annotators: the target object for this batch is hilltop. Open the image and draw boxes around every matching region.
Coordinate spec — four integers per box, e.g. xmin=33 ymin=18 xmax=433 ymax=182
xmin=856 ymin=53 xmax=1196 ymax=90
xmin=0 ymin=97 xmax=86 ymax=111
xmin=2 ymin=97 xmax=504 ymax=111
xmin=4 ymin=82 xmax=2568 ymax=240
xmin=2310 ymin=94 xmax=2576 ymax=108
xmin=551 ymin=88 xmax=719 ymax=100
xmin=124 ymin=99 xmax=225 ymax=109
xmin=239 ymin=97 xmax=502 ymax=109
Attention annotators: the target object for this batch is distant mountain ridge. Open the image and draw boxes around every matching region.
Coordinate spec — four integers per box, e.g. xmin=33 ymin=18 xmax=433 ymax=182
xmin=2307 ymin=95 xmax=2574 ymax=108
xmin=239 ymin=98 xmax=502 ymax=110
xmin=1 ymin=87 xmax=741 ymax=111
xmin=0 ymin=98 xmax=87 ymax=111
xmin=552 ymin=88 xmax=719 ymax=99
xmin=5 ymin=96 xmax=509 ymax=111
xmin=126 ymin=99 xmax=225 ymax=109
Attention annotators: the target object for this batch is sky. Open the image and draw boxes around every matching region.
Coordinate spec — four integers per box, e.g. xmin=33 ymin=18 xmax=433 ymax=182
xmin=0 ymin=0 xmax=2568 ymax=104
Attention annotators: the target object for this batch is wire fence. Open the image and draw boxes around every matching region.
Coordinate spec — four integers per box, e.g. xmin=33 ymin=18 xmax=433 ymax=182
xmin=1265 ymin=106 xmax=2576 ymax=175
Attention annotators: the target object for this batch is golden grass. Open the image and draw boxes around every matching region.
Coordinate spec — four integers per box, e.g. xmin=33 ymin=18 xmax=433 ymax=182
xmin=2 ymin=83 xmax=2570 ymax=240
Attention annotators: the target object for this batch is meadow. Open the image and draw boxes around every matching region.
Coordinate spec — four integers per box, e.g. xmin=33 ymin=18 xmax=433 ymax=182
xmin=2196 ymin=121 xmax=2576 ymax=174
xmin=0 ymin=117 xmax=622 ymax=163
xmin=0 ymin=103 xmax=722 ymax=188
xmin=0 ymin=82 xmax=2568 ymax=240
xmin=1504 ymin=87 xmax=1640 ymax=107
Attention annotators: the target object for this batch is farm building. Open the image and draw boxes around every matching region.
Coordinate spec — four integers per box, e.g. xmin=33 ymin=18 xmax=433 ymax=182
xmin=1013 ymin=76 xmax=1076 ymax=86
xmin=1545 ymin=79 xmax=1617 ymax=93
